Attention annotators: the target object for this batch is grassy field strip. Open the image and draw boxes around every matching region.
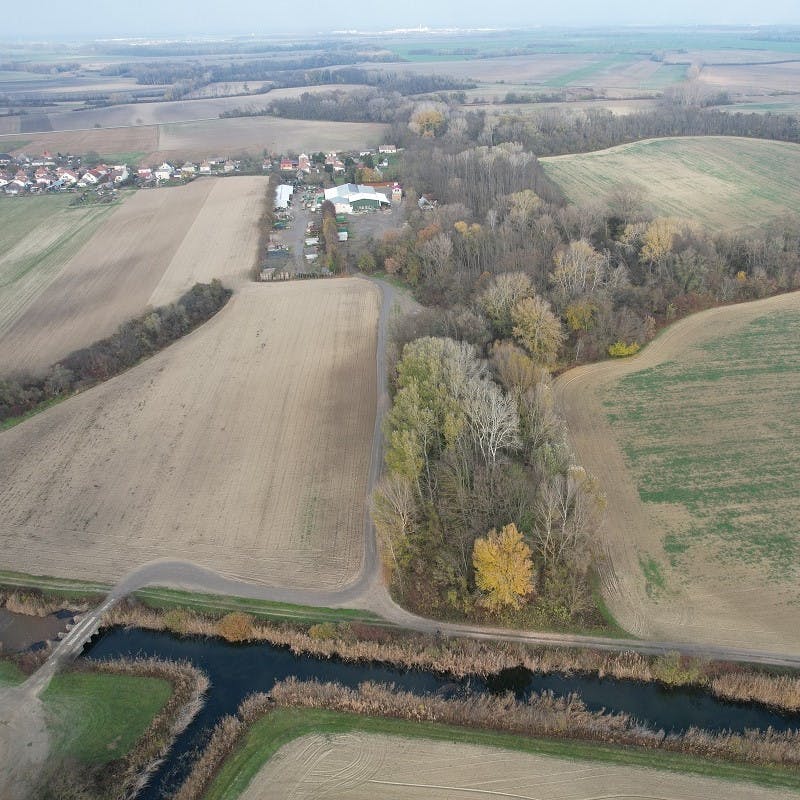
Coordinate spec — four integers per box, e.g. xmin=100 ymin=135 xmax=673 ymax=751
xmin=205 ymin=709 xmax=800 ymax=800
xmin=0 ymin=199 xmax=117 ymax=337
xmin=134 ymin=587 xmax=386 ymax=625
xmin=0 ymin=569 xmax=110 ymax=598
xmin=541 ymin=136 xmax=800 ymax=229
xmin=42 ymin=671 xmax=172 ymax=764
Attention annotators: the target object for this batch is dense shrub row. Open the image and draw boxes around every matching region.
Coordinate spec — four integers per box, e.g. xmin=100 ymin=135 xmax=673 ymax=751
xmin=0 ymin=280 xmax=231 ymax=424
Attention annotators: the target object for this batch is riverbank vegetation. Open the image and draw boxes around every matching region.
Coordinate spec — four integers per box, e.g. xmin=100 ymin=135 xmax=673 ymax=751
xmin=0 ymin=279 xmax=232 ymax=426
xmin=176 ymin=685 xmax=800 ymax=800
xmin=105 ymin=599 xmax=800 ymax=713
xmin=35 ymin=657 xmax=208 ymax=800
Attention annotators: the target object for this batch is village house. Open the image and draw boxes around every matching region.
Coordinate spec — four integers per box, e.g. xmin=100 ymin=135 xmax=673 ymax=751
xmin=223 ymin=159 xmax=236 ymax=173
xmin=154 ymin=162 xmax=174 ymax=181
xmin=298 ymin=153 xmax=311 ymax=173
xmin=324 ymin=152 xmax=346 ymax=173
xmin=56 ymin=167 xmax=79 ymax=185
xmin=137 ymin=167 xmax=153 ymax=181
xmin=181 ymin=161 xmax=198 ymax=176
xmin=379 ymin=144 xmax=398 ymax=154
xmin=199 ymin=160 xmax=213 ymax=174
xmin=279 ymin=157 xmax=295 ymax=172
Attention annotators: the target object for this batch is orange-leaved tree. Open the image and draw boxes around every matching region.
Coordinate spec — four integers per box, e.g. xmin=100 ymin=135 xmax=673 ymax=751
xmin=472 ymin=522 xmax=534 ymax=613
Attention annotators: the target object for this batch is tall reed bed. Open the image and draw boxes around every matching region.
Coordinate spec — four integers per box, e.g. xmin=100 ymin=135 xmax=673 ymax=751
xmin=175 ymin=678 xmax=800 ymax=800
xmin=105 ymin=599 xmax=800 ymax=713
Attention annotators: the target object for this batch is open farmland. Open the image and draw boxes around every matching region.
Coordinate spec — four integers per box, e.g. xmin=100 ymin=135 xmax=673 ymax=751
xmin=541 ymin=136 xmax=800 ymax=229
xmin=0 ymin=115 xmax=387 ymax=164
xmin=0 ymin=177 xmax=267 ymax=376
xmin=154 ymin=116 xmax=388 ymax=161
xmin=0 ymin=279 xmax=378 ymax=589
xmin=0 ymin=195 xmax=117 ymax=346
xmin=555 ymin=290 xmax=800 ymax=652
xmin=240 ymin=731 xmax=794 ymax=800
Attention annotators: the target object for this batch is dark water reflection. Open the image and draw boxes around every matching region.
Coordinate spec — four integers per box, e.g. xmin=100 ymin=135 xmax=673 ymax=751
xmin=83 ymin=627 xmax=800 ymax=799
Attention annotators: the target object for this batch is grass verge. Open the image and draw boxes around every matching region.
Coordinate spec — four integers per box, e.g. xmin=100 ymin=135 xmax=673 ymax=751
xmin=42 ymin=671 xmax=172 ymax=765
xmin=0 ymin=569 xmax=109 ymax=601
xmin=134 ymin=587 xmax=387 ymax=626
xmin=0 ymin=658 xmax=25 ymax=686
xmin=204 ymin=708 xmax=800 ymax=800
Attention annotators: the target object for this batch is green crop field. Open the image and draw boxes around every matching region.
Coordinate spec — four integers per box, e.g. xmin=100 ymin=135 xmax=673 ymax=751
xmin=541 ymin=136 xmax=800 ymax=229
xmin=605 ymin=309 xmax=800 ymax=587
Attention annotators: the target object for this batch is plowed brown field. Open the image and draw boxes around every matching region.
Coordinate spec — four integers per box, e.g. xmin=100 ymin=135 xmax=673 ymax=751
xmin=555 ymin=290 xmax=800 ymax=652
xmin=245 ymin=733 xmax=793 ymax=800
xmin=0 ymin=279 xmax=378 ymax=589
xmin=0 ymin=176 xmax=266 ymax=376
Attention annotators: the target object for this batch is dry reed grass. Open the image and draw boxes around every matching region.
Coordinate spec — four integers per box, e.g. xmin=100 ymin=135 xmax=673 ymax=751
xmin=105 ymin=601 xmax=800 ymax=714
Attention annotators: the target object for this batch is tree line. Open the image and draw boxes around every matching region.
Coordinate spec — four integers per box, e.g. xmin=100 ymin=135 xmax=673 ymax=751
xmin=362 ymin=121 xmax=800 ymax=629
xmin=0 ymin=281 xmax=231 ymax=425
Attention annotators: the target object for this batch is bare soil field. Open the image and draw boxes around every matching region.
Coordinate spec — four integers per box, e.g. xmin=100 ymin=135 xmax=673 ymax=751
xmin=700 ymin=61 xmax=800 ymax=94
xmin=555 ymin=290 xmax=800 ymax=652
xmin=0 ymin=195 xmax=116 ymax=349
xmin=363 ymin=54 xmax=599 ymax=83
xmin=1 ymin=126 xmax=158 ymax=162
xmin=0 ymin=278 xmax=378 ymax=590
xmin=245 ymin=732 xmax=794 ymax=800
xmin=154 ymin=117 xmax=389 ymax=160
xmin=541 ymin=136 xmax=800 ymax=230
xmin=0 ymin=176 xmax=267 ymax=375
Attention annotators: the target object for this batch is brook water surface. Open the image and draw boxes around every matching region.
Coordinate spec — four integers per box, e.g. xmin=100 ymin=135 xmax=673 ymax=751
xmin=84 ymin=627 xmax=800 ymax=799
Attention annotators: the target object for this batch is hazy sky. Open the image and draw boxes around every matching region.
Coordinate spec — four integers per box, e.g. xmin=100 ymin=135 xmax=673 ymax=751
xmin=5 ymin=0 xmax=799 ymax=38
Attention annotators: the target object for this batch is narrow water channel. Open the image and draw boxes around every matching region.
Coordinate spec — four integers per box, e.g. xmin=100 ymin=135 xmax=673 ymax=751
xmin=83 ymin=627 xmax=800 ymax=799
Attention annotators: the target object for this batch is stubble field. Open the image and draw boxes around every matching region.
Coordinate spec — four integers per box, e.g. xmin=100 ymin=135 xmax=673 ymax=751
xmin=555 ymin=290 xmax=800 ymax=652
xmin=0 ymin=116 xmax=388 ymax=165
xmin=0 ymin=279 xmax=378 ymax=589
xmin=0 ymin=176 xmax=267 ymax=376
xmin=541 ymin=136 xmax=800 ymax=229
xmin=243 ymin=732 xmax=794 ymax=800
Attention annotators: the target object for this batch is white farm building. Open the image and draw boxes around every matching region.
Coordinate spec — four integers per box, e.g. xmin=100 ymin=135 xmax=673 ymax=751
xmin=275 ymin=184 xmax=294 ymax=210
xmin=324 ymin=184 xmax=390 ymax=214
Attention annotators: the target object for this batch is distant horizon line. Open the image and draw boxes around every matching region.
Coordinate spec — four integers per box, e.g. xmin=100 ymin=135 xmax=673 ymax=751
xmin=2 ymin=21 xmax=800 ymax=46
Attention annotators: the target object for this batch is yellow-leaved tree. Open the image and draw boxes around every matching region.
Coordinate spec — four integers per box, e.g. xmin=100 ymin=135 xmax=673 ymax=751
xmin=472 ymin=523 xmax=534 ymax=613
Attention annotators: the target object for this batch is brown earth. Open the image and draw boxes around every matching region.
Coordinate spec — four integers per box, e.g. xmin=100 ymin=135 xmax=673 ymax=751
xmin=0 ymin=176 xmax=267 ymax=376
xmin=0 ymin=278 xmax=379 ymax=590
xmin=244 ymin=732 xmax=796 ymax=800
xmin=554 ymin=291 xmax=800 ymax=652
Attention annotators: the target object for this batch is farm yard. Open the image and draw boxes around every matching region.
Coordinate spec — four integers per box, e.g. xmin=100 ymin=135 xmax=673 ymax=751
xmin=0 ymin=279 xmax=378 ymax=589
xmin=0 ymin=176 xmax=267 ymax=375
xmin=236 ymin=730 xmax=794 ymax=800
xmin=541 ymin=136 xmax=800 ymax=229
xmin=555 ymin=290 xmax=800 ymax=652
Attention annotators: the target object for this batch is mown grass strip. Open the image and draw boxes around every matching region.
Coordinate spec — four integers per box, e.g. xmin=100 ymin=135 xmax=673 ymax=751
xmin=205 ymin=708 xmax=800 ymax=800
xmin=42 ymin=671 xmax=172 ymax=765
xmin=134 ymin=587 xmax=387 ymax=626
xmin=0 ymin=569 xmax=109 ymax=600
